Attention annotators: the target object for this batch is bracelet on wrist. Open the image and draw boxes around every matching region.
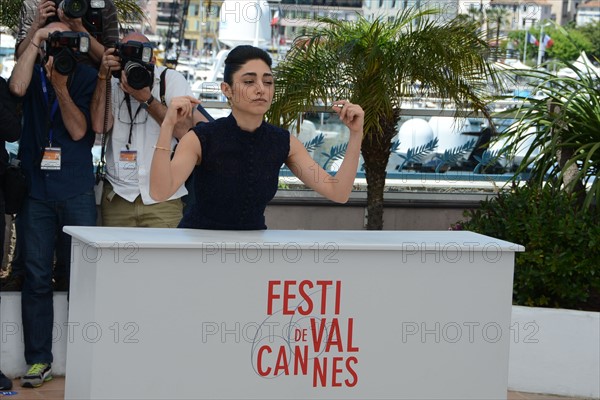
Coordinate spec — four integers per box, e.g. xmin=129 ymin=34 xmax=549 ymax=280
xmin=153 ymin=145 xmax=173 ymax=153
xmin=97 ymin=73 xmax=107 ymax=80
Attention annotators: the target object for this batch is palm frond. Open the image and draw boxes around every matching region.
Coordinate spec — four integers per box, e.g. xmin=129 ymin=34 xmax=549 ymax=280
xmin=396 ymin=137 xmax=439 ymax=171
xmin=434 ymin=138 xmax=477 ymax=173
xmin=495 ymin=66 xmax=600 ymax=207
xmin=321 ymin=142 xmax=349 ymax=170
xmin=473 ymin=149 xmax=502 ymax=174
xmin=303 ymin=133 xmax=326 ymax=153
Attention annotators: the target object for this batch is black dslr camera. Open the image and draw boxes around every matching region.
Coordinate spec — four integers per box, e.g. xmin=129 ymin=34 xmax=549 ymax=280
xmin=42 ymin=31 xmax=90 ymax=75
xmin=46 ymin=0 xmax=107 ymax=43
xmin=113 ymin=41 xmax=154 ymax=90
xmin=51 ymin=0 xmax=88 ymax=20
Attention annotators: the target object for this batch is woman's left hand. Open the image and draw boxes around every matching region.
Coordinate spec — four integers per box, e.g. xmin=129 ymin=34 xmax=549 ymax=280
xmin=332 ymin=100 xmax=364 ymax=137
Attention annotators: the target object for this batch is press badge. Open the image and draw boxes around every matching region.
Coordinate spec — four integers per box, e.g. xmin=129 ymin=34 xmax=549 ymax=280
xmin=119 ymin=149 xmax=138 ymax=169
xmin=41 ymin=147 xmax=61 ymax=170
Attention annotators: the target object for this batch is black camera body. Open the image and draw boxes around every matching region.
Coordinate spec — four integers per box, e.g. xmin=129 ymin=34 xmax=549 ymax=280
xmin=42 ymin=31 xmax=90 ymax=75
xmin=46 ymin=0 xmax=106 ymax=42
xmin=113 ymin=41 xmax=154 ymax=90
xmin=48 ymin=0 xmax=88 ymax=20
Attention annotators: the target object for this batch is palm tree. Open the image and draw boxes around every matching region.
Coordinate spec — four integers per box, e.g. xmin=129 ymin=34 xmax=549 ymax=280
xmin=0 ymin=0 xmax=22 ymax=30
xmin=486 ymin=7 xmax=511 ymax=61
xmin=497 ymin=67 xmax=600 ymax=209
xmin=0 ymin=0 xmax=145 ymax=31
xmin=466 ymin=4 xmax=484 ymax=28
xmin=268 ymin=8 xmax=496 ymax=230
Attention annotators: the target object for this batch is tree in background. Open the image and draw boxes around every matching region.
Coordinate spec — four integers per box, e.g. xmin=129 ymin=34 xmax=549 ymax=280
xmin=573 ymin=20 xmax=600 ymax=61
xmin=0 ymin=0 xmax=145 ymax=31
xmin=268 ymin=8 xmax=496 ymax=230
xmin=486 ymin=7 xmax=511 ymax=60
xmin=498 ymin=67 xmax=600 ymax=209
xmin=545 ymin=26 xmax=594 ymax=62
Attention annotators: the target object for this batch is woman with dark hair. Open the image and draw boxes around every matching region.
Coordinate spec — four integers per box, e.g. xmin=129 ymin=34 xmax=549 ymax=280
xmin=150 ymin=45 xmax=364 ymax=230
xmin=0 ymin=76 xmax=22 ymax=390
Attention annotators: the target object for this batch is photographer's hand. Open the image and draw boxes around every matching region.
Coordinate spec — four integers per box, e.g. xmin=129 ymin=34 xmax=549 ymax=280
xmin=33 ymin=0 xmax=57 ymax=31
xmin=57 ymin=8 xmax=85 ymax=32
xmin=10 ymin=28 xmax=53 ymax=97
xmin=120 ymin=73 xmax=152 ymax=104
xmin=46 ymin=57 xmax=88 ymax=141
xmin=45 ymin=57 xmax=69 ymax=90
xmin=99 ymin=48 xmax=120 ymax=80
xmin=91 ymin=48 xmax=118 ymax=134
xmin=16 ymin=2 xmax=55 ymax=60
xmin=57 ymin=8 xmax=105 ymax=65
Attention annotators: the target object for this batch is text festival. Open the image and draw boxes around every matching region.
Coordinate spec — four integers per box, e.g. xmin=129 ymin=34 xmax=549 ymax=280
xmin=254 ymin=280 xmax=359 ymax=388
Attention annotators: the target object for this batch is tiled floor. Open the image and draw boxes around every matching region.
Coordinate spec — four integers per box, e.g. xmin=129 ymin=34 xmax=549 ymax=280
xmin=0 ymin=377 xmax=591 ymax=400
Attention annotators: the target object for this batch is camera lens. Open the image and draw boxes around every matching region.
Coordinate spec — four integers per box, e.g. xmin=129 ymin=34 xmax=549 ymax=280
xmin=60 ymin=0 xmax=88 ymax=19
xmin=124 ymin=61 xmax=152 ymax=90
xmin=53 ymin=48 xmax=77 ymax=75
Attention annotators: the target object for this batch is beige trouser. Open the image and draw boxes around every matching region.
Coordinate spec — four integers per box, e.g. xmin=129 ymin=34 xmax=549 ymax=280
xmin=100 ymin=181 xmax=183 ymax=228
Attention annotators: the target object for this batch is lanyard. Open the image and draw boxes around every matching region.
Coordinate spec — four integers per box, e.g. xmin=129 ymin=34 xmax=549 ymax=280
xmin=123 ymin=93 xmax=145 ymax=150
xmin=40 ymin=67 xmax=59 ymax=147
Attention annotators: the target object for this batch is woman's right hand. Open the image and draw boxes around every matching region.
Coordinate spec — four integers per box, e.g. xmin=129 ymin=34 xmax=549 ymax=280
xmin=164 ymin=96 xmax=202 ymax=127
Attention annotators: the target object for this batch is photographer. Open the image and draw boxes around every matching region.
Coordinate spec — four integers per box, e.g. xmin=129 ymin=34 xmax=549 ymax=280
xmin=15 ymin=0 xmax=118 ymax=66
xmin=91 ymin=32 xmax=208 ymax=227
xmin=10 ymin=0 xmax=116 ymax=292
xmin=0 ymin=76 xmax=21 ymax=391
xmin=9 ymin=21 xmax=97 ymax=389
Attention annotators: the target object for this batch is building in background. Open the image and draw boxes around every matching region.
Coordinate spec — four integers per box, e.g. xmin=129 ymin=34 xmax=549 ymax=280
xmin=487 ymin=0 xmax=553 ymax=29
xmin=575 ymin=0 xmax=600 ymax=25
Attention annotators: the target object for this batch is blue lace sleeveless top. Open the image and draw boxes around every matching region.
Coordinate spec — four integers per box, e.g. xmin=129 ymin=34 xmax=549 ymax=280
xmin=178 ymin=114 xmax=290 ymax=230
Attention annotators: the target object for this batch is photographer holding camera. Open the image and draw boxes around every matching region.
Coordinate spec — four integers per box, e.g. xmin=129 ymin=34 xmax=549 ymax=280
xmin=9 ymin=21 xmax=98 ymax=389
xmin=5 ymin=0 xmax=118 ymax=294
xmin=15 ymin=0 xmax=118 ymax=66
xmin=91 ymin=32 xmax=207 ymax=227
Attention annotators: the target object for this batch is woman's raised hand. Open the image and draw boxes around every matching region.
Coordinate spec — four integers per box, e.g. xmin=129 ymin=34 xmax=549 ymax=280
xmin=332 ymin=100 xmax=364 ymax=137
xmin=165 ymin=96 xmax=202 ymax=127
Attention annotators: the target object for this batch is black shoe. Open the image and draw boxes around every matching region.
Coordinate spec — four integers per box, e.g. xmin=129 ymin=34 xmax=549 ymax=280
xmin=0 ymin=370 xmax=13 ymax=390
xmin=0 ymin=274 xmax=23 ymax=291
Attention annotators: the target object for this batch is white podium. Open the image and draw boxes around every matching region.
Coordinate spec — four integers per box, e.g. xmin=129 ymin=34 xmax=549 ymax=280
xmin=63 ymin=227 xmax=523 ymax=399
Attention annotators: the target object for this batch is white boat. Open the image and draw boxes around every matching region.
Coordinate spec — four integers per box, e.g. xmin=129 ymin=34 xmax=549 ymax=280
xmin=218 ymin=0 xmax=271 ymax=49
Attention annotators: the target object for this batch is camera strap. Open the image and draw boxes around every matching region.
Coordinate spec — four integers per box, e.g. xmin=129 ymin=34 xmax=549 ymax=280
xmin=40 ymin=67 xmax=59 ymax=147
xmin=159 ymin=68 xmax=167 ymax=106
xmin=123 ymin=93 xmax=144 ymax=150
xmin=96 ymin=76 xmax=112 ymax=184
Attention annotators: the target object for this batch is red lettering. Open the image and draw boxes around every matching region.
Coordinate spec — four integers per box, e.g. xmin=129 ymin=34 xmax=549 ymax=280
xmin=331 ymin=356 xmax=344 ymax=387
xmin=345 ymin=356 xmax=359 ymax=387
xmin=347 ymin=318 xmax=359 ymax=352
xmin=267 ymin=280 xmax=342 ymax=316
xmin=294 ymin=328 xmax=308 ymax=342
xmin=297 ymin=280 xmax=314 ymax=315
xmin=282 ymin=280 xmax=297 ymax=315
xmin=273 ymin=346 xmax=290 ymax=376
xmin=310 ymin=318 xmax=327 ymax=352
xmin=326 ymin=319 xmax=343 ymax=352
xmin=267 ymin=281 xmax=281 ymax=315
xmin=316 ymin=280 xmax=333 ymax=314
xmin=257 ymin=345 xmax=272 ymax=376
xmin=312 ymin=357 xmax=327 ymax=387
xmin=334 ymin=281 xmax=342 ymax=314
xmin=294 ymin=345 xmax=308 ymax=375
